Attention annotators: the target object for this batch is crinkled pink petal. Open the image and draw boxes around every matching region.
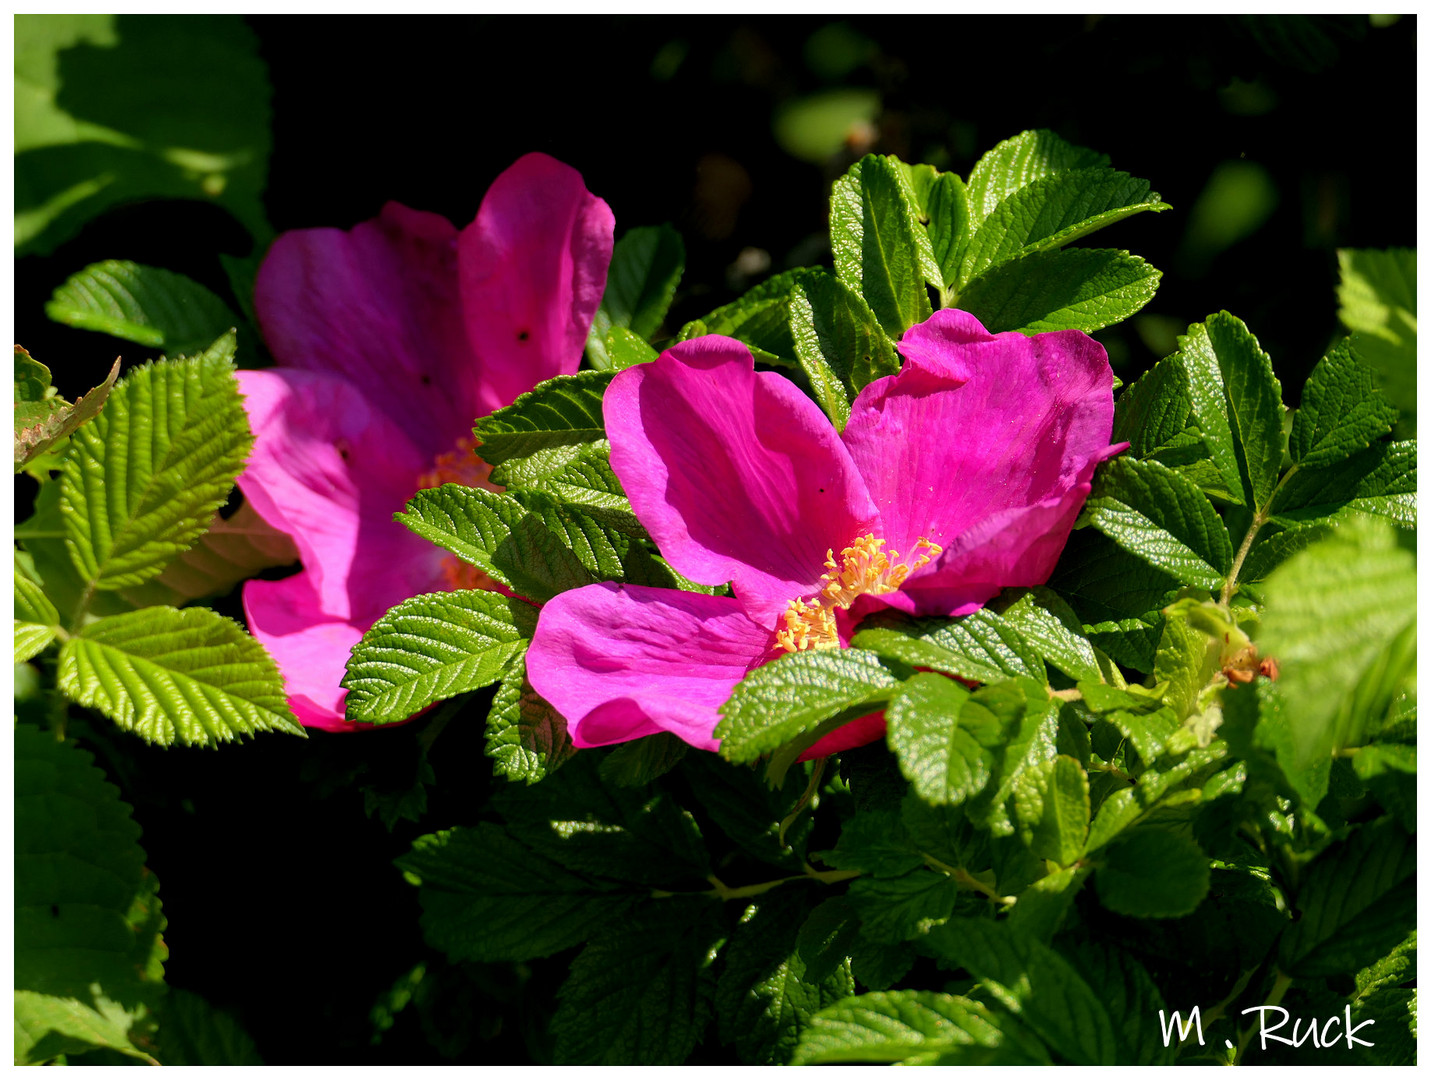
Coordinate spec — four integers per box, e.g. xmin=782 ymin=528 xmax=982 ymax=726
xmin=242 ymin=572 xmax=369 ymax=732
xmin=235 ymin=368 xmax=447 ymax=625
xmin=605 ymin=335 xmax=880 ymax=628
xmin=797 ymin=711 xmax=888 ymax=762
xmin=526 ymin=582 xmax=776 ymax=751
xmin=459 ymin=152 xmax=616 ymax=417
xmin=841 ymin=308 xmax=1118 ymax=593
xmin=253 ymin=202 xmax=483 ymax=461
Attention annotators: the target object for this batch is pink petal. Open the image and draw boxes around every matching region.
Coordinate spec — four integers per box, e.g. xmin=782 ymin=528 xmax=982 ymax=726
xmin=235 ymin=369 xmax=448 ymax=625
xmin=253 ymin=202 xmax=484 ymax=461
xmin=841 ymin=308 xmax=1118 ymax=610
xmin=604 ymin=335 xmax=880 ymax=628
xmin=459 ymin=152 xmax=616 ymax=417
xmin=526 ymin=582 xmax=776 ymax=751
xmin=797 ymin=711 xmax=888 ymax=761
xmin=242 ymin=572 xmax=368 ymax=732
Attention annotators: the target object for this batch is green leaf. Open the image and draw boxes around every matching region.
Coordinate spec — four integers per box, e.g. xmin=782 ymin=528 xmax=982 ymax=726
xmin=1085 ymin=456 xmax=1233 ymax=590
xmin=959 ymin=167 xmax=1168 ymax=289
xmin=1337 ymin=248 xmax=1416 ymax=414
xmin=681 ymin=753 xmax=813 ymax=871
xmin=676 ymin=268 xmax=818 ymax=367
xmin=925 ymin=917 xmax=1118 ymax=1065
xmin=1083 ymin=743 xmax=1229 ymax=854
xmin=588 ymin=323 xmax=659 ymax=373
xmin=594 ymin=224 xmax=685 ymax=341
xmin=845 ymin=869 xmax=961 ymax=944
xmin=1238 ymin=522 xmax=1334 ymax=584
xmin=1078 ymin=681 xmax=1180 ymax=763
xmin=485 ymin=651 xmax=574 ymax=784
xmin=1013 ymin=755 xmax=1090 ymax=866
xmin=829 ymin=154 xmax=935 ymax=338
xmin=1173 ymin=312 xmax=1285 ymax=510
xmin=792 ymin=990 xmax=1013 ymax=1065
xmin=45 ymin=260 xmax=238 ymax=356
xmin=1269 ymin=439 xmax=1416 ymax=529
xmin=924 ymin=171 xmax=972 ymax=290
xmin=959 ymin=248 xmax=1161 ymax=335
xmin=599 ymin=732 xmax=688 ymax=788
xmin=342 ymin=590 xmax=531 ymax=723
xmin=15 ymin=558 xmax=62 ymax=662
xmin=1289 ymin=338 xmax=1398 ymax=467
xmin=57 ymin=605 xmax=302 ymax=746
xmin=551 ymin=898 xmax=719 ymax=1065
xmin=964 ymin=129 xmax=1109 ymax=225
xmin=1279 ymin=818 xmax=1416 ymax=978
xmin=15 ymin=14 xmax=271 ymax=255
xmin=1094 ymin=827 xmax=1209 ymax=918
xmin=993 ymin=588 xmax=1104 ymax=683
xmin=716 ymin=890 xmax=856 ymax=1064
xmin=788 ymin=270 xmax=900 ymax=429
xmin=14 ymin=725 xmax=166 ymax=1065
xmin=853 ymin=607 xmax=1045 ymax=685
xmin=796 ymin=898 xmax=862 ymax=985
xmin=152 ymin=989 xmax=263 ymax=1066
xmin=822 ymin=809 xmax=925 ymax=877
xmin=471 ymin=369 xmax=613 ymax=470
xmin=60 ymin=338 xmax=252 ymax=590
xmin=518 ymin=442 xmax=638 ymax=529
xmin=715 ymin=649 xmax=902 ymax=764
xmin=886 ymin=674 xmax=992 ymax=807
xmin=14 ymin=350 xmax=119 ymax=471
xmin=397 ymin=822 xmax=644 ymax=964
xmin=1257 ymin=518 xmax=1416 ymax=766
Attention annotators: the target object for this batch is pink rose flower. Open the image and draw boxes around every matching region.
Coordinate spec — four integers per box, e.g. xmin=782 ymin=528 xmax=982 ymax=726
xmin=236 ymin=153 xmax=614 ymax=730
xmin=526 ymin=309 xmax=1122 ymax=757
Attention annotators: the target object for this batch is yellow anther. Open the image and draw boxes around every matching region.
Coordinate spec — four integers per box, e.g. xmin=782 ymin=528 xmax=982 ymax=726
xmin=776 ymin=533 xmax=943 ymax=653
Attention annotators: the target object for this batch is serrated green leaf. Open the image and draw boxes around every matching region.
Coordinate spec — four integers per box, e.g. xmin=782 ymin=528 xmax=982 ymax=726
xmin=959 ymin=168 xmax=1168 ymax=290
xmin=588 ymin=323 xmax=659 ymax=373
xmin=885 ymin=673 xmax=988 ymax=807
xmin=57 ymin=605 xmax=302 ymax=746
xmin=959 ymin=248 xmax=1160 ymax=335
xmin=676 ymin=268 xmax=818 ymax=367
xmin=472 ymin=369 xmax=613 ymax=469
xmin=853 ymin=607 xmax=1044 ymax=685
xmin=924 ymin=171 xmax=972 ymax=290
xmin=846 ymin=869 xmax=961 ymax=944
xmin=397 ymin=823 xmax=642 ymax=963
xmin=1174 ymin=312 xmax=1285 ymax=510
xmin=1111 ymin=354 xmax=1207 ymax=466
xmin=1152 ymin=607 xmax=1222 ymax=721
xmin=152 ymin=989 xmax=263 ymax=1066
xmin=1048 ymin=530 xmax=1181 ymax=670
xmin=1238 ymin=522 xmax=1334 ymax=584
xmin=1279 ymin=818 xmax=1416 ymax=978
xmin=1083 ymin=743 xmax=1228 ymax=854
xmin=792 ymin=990 xmax=1013 ymax=1065
xmin=681 ymin=753 xmax=812 ymax=871
xmin=1258 ymin=518 xmax=1416 ymax=766
xmin=45 ymin=260 xmax=238 ymax=356
xmin=15 ymin=352 xmax=119 ymax=471
xmin=789 ymin=270 xmax=900 ymax=429
xmin=1078 ymin=681 xmax=1180 ymax=763
xmin=822 ymin=809 xmax=925 ymax=877
xmin=1013 ymin=755 xmax=1089 ymax=866
xmin=60 ymin=340 xmax=251 ymax=590
xmin=830 ymin=154 xmax=935 ymax=338
xmin=715 ymin=648 xmax=901 ymax=764
xmin=342 ymin=590 xmax=531 ymax=723
xmin=716 ymin=889 xmax=856 ymax=1064
xmin=517 ymin=443 xmax=639 ymax=532
xmin=1337 ymin=247 xmax=1416 ymax=414
xmin=1085 ymin=456 xmax=1233 ymax=590
xmin=796 ymin=898 xmax=862 ymax=985
xmin=993 ymin=587 xmax=1103 ymax=683
xmin=925 ymin=917 xmax=1118 ymax=1065
xmin=551 ymin=898 xmax=720 ymax=1065
xmin=965 ymin=129 xmax=1108 ymax=219
xmin=1289 ymin=338 xmax=1398 ymax=467
xmin=15 ymin=559 xmax=61 ymax=662
xmin=596 ymin=224 xmax=685 ymax=340
xmin=14 ymin=725 xmax=165 ymax=1065
xmin=15 ymin=15 xmax=271 ymax=256
xmin=1269 ymin=439 xmax=1416 ymax=529
xmin=485 ymin=651 xmax=573 ymax=784
xmin=1094 ymin=827 xmax=1209 ymax=918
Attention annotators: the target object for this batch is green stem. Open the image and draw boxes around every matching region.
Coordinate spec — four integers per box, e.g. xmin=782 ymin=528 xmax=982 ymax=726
xmin=653 ymin=867 xmax=860 ymax=902
xmin=777 ymin=757 xmax=825 ymax=849
xmin=1233 ymin=969 xmax=1293 ymax=1065
xmin=1220 ymin=465 xmax=1299 ymax=605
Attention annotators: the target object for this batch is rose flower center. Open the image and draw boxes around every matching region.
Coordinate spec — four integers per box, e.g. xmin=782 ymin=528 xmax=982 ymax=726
xmin=775 ymin=533 xmax=941 ymax=653
xmin=415 ymin=435 xmax=502 ymax=591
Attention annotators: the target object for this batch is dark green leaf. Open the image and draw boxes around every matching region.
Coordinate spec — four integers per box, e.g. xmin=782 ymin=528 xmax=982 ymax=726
xmin=821 ymin=809 xmax=924 ymax=877
xmin=1269 ymin=439 xmax=1416 ymax=529
xmin=885 ymin=674 xmax=988 ymax=807
xmin=959 ymin=248 xmax=1161 ymax=335
xmin=596 ymin=223 xmax=685 ymax=340
xmin=796 ymin=898 xmax=862 ymax=985
xmin=599 ymin=732 xmax=688 ymax=787
xmin=1279 ymin=818 xmax=1416 ymax=978
xmin=1085 ymin=456 xmax=1233 ymax=590
xmin=15 ymin=15 xmax=272 ymax=255
xmin=681 ymin=753 xmax=812 ymax=870
xmin=924 ymin=171 xmax=972 ymax=290
xmin=485 ymin=650 xmax=573 ymax=784
xmin=676 ymin=268 xmax=819 ymax=367
xmin=829 ymin=154 xmax=935 ymax=337
xmin=1289 ymin=338 xmax=1398 ymax=467
xmin=788 ymin=270 xmax=900 ymax=429
xmin=153 ymin=989 xmax=263 ymax=1066
xmin=342 ymin=590 xmax=531 ymax=723
xmin=1012 ymin=755 xmax=1090 ymax=866
xmin=58 ymin=605 xmax=302 ymax=746
xmin=61 ymin=339 xmax=252 ymax=590
xmin=846 ymin=869 xmax=960 ymax=944
xmin=1094 ymin=827 xmax=1210 ymax=918
xmin=45 ymin=260 xmax=238 ymax=356
xmin=1238 ymin=522 xmax=1334 ymax=584
xmin=715 ymin=648 xmax=902 ymax=765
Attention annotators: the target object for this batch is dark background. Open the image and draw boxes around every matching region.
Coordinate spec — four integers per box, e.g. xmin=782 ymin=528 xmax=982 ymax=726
xmin=14 ymin=15 xmax=1417 ymax=1064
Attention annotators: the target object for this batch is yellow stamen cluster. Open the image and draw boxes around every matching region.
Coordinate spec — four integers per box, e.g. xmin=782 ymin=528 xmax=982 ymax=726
xmin=776 ymin=534 xmax=942 ymax=653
